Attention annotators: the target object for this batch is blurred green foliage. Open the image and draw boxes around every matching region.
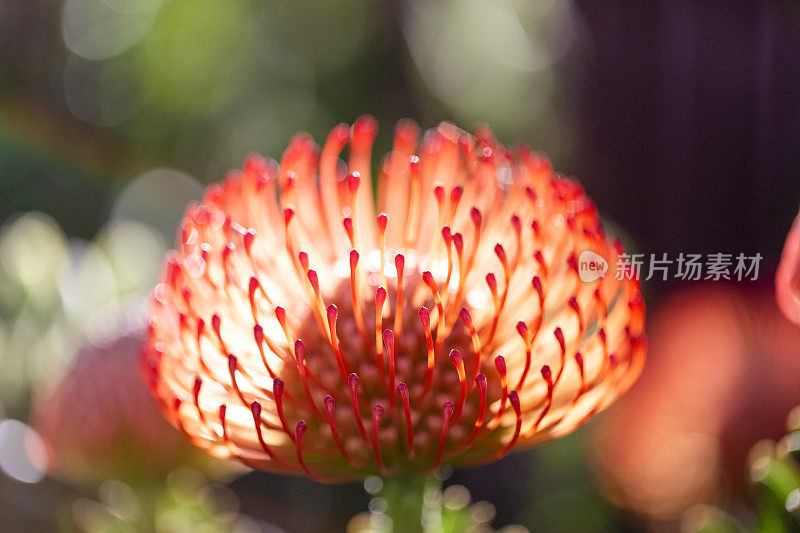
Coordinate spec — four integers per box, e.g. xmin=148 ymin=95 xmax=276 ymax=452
xmin=0 ymin=213 xmax=167 ymax=416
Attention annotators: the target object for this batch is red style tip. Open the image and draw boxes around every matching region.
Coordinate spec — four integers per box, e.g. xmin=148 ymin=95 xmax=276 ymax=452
xmin=562 ymin=250 xmax=575 ymax=271
xmin=222 ymin=241 xmax=235 ymax=260
xmin=372 ymin=403 xmax=385 ymax=422
xmin=575 ymin=352 xmax=586 ymax=393
xmin=486 ymin=273 xmax=498 ymax=293
xmin=419 ymin=306 xmax=431 ymax=328
xmin=347 ymin=172 xmax=361 ymax=193
xmin=294 ymin=420 xmax=316 ymax=478
xmin=568 ymin=296 xmax=579 ymax=312
xmin=394 ymin=119 xmax=418 ymax=143
xmin=459 ymin=307 xmax=473 ymax=327
xmin=443 ymin=400 xmax=454 ymax=417
xmin=218 ymin=404 xmax=228 ymax=441
xmin=554 ymin=327 xmax=565 ymax=352
xmin=397 ymin=382 xmax=414 ymax=455
xmin=307 ymin=269 xmax=319 ymax=292
xmin=294 ymin=339 xmax=305 ymax=360
xmin=353 ymin=115 xmax=378 ymax=141
xmin=298 ymin=251 xmax=309 ymax=270
xmin=494 ymin=243 xmax=507 ymax=263
xmin=371 ymin=404 xmax=386 ymax=471
xmin=331 ymin=123 xmax=350 ymax=144
xmin=441 ymin=226 xmax=452 ymax=244
xmin=323 ymin=395 xmax=350 ymax=462
xmin=452 ymin=233 xmax=464 ymax=253
xmin=501 ymin=390 xmax=523 ymax=455
xmin=432 ymin=400 xmax=455 ymax=471
xmin=249 ymin=276 xmax=260 ymax=295
xmin=409 ymin=154 xmax=421 ymax=173
xmin=494 ymin=355 xmax=507 ymax=376
xmin=382 ymin=329 xmax=394 ymax=349
xmin=345 ymin=373 xmax=367 ymax=441
xmin=244 ymin=229 xmax=255 ymax=252
xmin=451 ymin=186 xmax=464 ymax=204
xmin=327 ymin=304 xmax=338 ymax=321
xmin=470 ymin=207 xmax=482 ymax=226
xmin=509 ymin=390 xmax=521 ymax=414
xmin=397 ymin=382 xmax=409 ymax=396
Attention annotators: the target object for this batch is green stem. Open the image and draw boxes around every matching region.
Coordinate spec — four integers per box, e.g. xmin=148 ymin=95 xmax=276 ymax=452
xmin=382 ymin=476 xmax=441 ymax=533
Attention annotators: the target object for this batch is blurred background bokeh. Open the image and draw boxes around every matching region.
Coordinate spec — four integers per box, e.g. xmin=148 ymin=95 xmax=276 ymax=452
xmin=1 ymin=1 xmax=800 ymax=531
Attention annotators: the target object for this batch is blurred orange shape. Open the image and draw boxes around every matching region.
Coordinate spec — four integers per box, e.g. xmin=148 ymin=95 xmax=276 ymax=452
xmin=591 ymin=285 xmax=800 ymax=522
xmin=776 ymin=208 xmax=800 ymax=326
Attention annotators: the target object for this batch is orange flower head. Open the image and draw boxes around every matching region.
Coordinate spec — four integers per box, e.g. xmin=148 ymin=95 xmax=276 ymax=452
xmin=143 ymin=118 xmax=646 ymax=481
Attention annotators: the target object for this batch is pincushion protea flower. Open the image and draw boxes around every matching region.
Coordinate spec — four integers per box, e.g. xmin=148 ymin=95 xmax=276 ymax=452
xmin=142 ymin=118 xmax=645 ymax=482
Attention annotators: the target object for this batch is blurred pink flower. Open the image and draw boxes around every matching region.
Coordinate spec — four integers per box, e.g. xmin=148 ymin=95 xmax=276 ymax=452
xmin=33 ymin=331 xmax=207 ymax=487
